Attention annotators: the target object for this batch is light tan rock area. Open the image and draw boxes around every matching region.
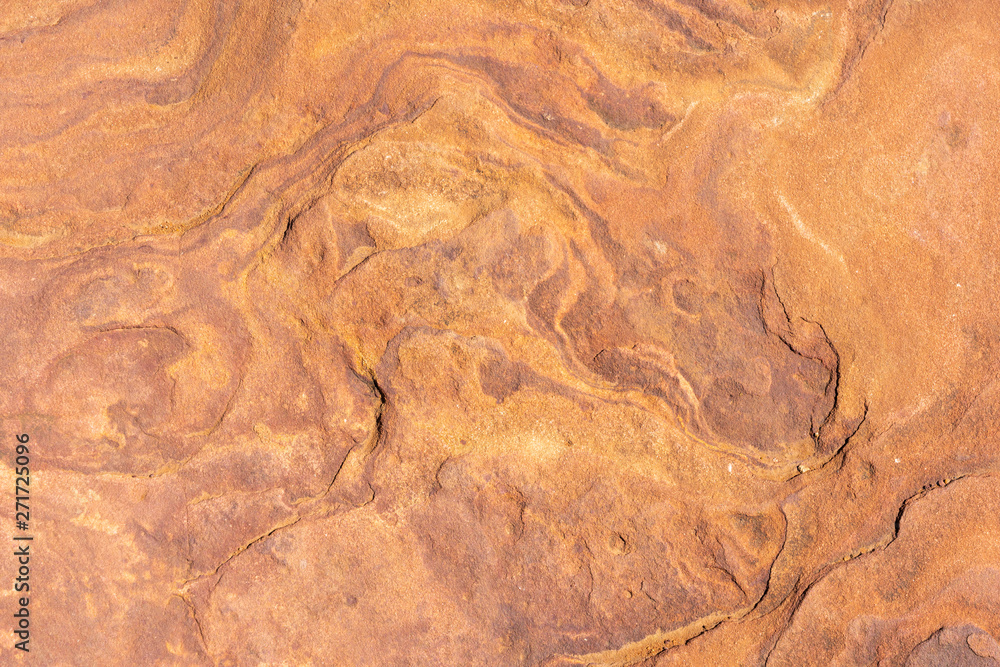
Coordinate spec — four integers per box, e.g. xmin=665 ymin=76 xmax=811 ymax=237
xmin=1 ymin=0 xmax=999 ymax=664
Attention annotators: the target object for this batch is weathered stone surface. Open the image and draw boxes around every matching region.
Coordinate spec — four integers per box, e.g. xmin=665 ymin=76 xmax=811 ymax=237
xmin=0 ymin=0 xmax=998 ymax=664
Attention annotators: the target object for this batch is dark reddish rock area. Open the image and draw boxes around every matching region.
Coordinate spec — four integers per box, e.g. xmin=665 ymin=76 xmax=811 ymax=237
xmin=1 ymin=0 xmax=998 ymax=664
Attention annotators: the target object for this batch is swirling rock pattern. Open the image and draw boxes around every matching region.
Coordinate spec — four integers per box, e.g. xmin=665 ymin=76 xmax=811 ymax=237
xmin=1 ymin=0 xmax=998 ymax=664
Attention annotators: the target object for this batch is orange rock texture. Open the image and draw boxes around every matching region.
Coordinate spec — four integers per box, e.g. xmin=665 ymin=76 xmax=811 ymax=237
xmin=1 ymin=0 xmax=999 ymax=664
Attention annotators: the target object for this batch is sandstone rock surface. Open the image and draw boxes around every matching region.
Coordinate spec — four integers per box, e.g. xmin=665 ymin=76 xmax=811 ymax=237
xmin=1 ymin=0 xmax=998 ymax=664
